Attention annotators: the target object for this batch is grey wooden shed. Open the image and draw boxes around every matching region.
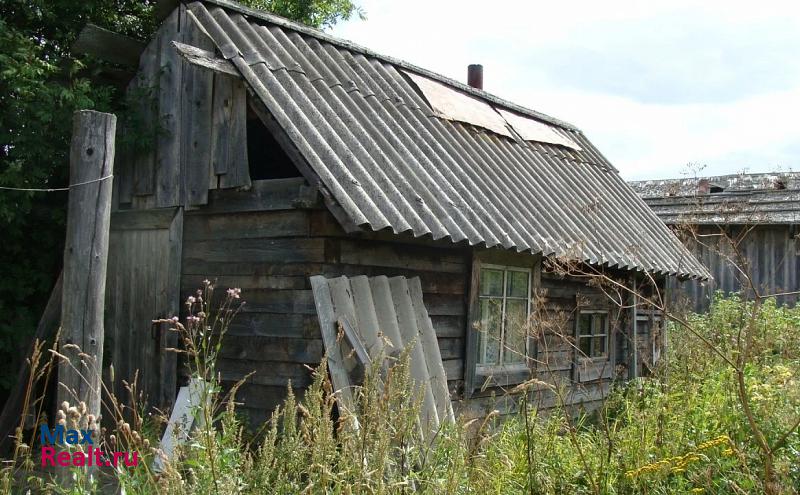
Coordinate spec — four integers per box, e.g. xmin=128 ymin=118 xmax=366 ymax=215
xmin=631 ymin=172 xmax=800 ymax=312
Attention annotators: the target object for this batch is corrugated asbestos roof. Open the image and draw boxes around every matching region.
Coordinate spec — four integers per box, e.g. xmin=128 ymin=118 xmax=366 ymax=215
xmin=630 ymin=173 xmax=800 ymax=224
xmin=187 ymin=0 xmax=709 ymax=279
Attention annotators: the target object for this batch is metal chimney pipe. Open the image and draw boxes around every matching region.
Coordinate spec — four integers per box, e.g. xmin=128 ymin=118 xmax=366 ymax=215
xmin=467 ymin=64 xmax=483 ymax=89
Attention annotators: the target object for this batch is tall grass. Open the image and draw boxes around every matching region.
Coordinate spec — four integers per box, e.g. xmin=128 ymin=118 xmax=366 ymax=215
xmin=2 ymin=291 xmax=798 ymax=494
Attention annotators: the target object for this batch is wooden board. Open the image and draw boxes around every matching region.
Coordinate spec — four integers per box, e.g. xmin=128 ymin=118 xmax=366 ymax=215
xmin=181 ymin=12 xmax=215 ymax=205
xmin=155 ymin=9 xmax=183 ymax=207
xmin=212 ymin=74 xmax=250 ymax=189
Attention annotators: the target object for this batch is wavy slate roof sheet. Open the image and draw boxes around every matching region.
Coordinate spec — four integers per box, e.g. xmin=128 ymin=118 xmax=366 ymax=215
xmin=630 ymin=173 xmax=800 ymax=224
xmin=187 ymin=0 xmax=709 ymax=279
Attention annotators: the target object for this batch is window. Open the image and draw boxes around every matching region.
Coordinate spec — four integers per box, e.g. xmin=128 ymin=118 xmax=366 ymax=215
xmin=476 ymin=266 xmax=530 ymax=369
xmin=636 ymin=311 xmax=664 ymax=373
xmin=577 ymin=311 xmax=608 ymax=359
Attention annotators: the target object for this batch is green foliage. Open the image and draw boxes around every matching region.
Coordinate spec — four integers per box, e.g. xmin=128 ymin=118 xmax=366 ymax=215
xmin=0 ymin=3 xmax=123 ymax=391
xmin=238 ymin=0 xmax=366 ymax=29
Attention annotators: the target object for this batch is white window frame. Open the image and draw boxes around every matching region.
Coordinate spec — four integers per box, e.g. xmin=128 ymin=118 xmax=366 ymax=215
xmin=475 ymin=264 xmax=532 ymax=374
xmin=577 ymin=310 xmax=610 ymax=360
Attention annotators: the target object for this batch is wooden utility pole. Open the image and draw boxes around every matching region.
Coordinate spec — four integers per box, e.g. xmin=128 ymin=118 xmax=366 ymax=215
xmin=57 ymin=110 xmax=116 ymax=419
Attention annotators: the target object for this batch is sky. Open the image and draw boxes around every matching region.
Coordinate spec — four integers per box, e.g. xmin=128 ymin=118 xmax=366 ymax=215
xmin=330 ymin=0 xmax=800 ymax=180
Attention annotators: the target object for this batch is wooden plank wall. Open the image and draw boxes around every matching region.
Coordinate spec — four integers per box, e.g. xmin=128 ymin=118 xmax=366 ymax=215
xmin=180 ymin=186 xmax=633 ymax=424
xmin=180 ymin=194 xmax=470 ymax=425
xmin=113 ymin=6 xmax=249 ymax=211
xmin=673 ymin=225 xmax=798 ymax=313
xmin=104 ymin=208 xmax=183 ymax=417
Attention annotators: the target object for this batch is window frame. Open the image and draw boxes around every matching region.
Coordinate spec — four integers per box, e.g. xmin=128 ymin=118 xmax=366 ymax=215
xmin=475 ymin=264 xmax=532 ymax=374
xmin=576 ymin=310 xmax=610 ymax=360
xmin=465 ymin=252 xmax=541 ymax=396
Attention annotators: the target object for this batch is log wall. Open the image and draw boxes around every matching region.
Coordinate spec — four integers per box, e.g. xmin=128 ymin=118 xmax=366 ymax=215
xmin=180 ymin=183 xmax=470 ymax=424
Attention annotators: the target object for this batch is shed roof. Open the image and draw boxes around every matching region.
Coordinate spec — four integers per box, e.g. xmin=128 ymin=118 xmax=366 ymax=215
xmin=629 ymin=172 xmax=800 ymax=225
xmin=185 ymin=0 xmax=709 ymax=279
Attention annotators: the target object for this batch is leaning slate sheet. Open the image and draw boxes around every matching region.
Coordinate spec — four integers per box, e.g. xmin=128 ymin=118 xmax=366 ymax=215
xmin=310 ymin=275 xmax=454 ymax=438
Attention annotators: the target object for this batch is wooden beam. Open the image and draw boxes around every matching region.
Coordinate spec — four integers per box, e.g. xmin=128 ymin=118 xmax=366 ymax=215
xmin=72 ymin=24 xmax=145 ymax=68
xmin=172 ymin=41 xmax=240 ymax=78
xmin=57 ymin=111 xmax=116 ymax=421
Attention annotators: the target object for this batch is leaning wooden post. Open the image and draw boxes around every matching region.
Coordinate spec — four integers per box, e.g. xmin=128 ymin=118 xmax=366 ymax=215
xmin=57 ymin=110 xmax=116 ymax=422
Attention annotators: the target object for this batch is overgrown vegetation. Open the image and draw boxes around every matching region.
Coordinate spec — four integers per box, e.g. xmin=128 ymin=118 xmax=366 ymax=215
xmin=2 ymin=290 xmax=797 ymax=494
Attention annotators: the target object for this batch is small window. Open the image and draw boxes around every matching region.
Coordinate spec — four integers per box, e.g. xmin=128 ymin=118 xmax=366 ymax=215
xmin=577 ymin=311 xmax=608 ymax=359
xmin=636 ymin=311 xmax=664 ymax=371
xmin=476 ymin=266 xmax=530 ymax=369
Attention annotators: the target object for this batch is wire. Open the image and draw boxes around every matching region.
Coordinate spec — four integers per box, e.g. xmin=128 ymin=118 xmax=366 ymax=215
xmin=0 ymin=174 xmax=114 ymax=192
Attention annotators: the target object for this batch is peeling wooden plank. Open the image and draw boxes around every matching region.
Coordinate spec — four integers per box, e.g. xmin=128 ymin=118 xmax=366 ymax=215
xmin=132 ymin=40 xmax=158 ymax=197
xmin=217 ymin=77 xmax=250 ymax=189
xmin=155 ymin=10 xmax=183 ymax=207
xmin=173 ymin=41 xmax=240 ymax=78
xmin=181 ymin=18 xmax=215 ymax=206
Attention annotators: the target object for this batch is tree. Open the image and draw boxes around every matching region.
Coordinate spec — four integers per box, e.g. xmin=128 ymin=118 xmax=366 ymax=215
xmin=0 ymin=0 xmax=361 ymax=398
xmin=239 ymin=0 xmax=365 ymax=28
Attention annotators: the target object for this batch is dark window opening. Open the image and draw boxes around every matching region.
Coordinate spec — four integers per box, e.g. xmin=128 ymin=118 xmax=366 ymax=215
xmin=247 ymin=105 xmax=302 ymax=180
xmin=709 ymin=185 xmax=725 ymax=193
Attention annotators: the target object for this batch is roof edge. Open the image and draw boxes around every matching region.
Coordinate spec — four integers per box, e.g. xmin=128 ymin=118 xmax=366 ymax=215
xmin=196 ymin=0 xmax=581 ymax=131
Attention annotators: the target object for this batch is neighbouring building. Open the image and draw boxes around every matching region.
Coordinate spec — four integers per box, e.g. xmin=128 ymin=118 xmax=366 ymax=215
xmin=630 ymin=172 xmax=800 ymax=312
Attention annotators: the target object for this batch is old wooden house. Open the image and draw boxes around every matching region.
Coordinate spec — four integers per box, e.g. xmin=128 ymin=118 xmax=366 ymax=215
xmin=95 ymin=0 xmax=708 ymax=424
xmin=631 ymin=172 xmax=800 ymax=313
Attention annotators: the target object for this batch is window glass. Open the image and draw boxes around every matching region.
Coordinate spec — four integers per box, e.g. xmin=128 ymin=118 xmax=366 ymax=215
xmin=480 ymin=269 xmax=504 ymax=297
xmin=507 ymin=270 xmax=529 ymax=298
xmin=579 ymin=314 xmax=592 ymax=335
xmin=593 ymin=336 xmax=606 ymax=356
xmin=579 ymin=334 xmax=592 ymax=356
xmin=577 ymin=311 xmax=609 ymax=359
xmin=479 ymin=298 xmax=502 ymax=365
xmin=504 ymin=299 xmax=527 ymax=364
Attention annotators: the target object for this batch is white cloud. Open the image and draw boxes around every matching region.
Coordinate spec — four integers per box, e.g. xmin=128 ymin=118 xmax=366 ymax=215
xmin=331 ymin=0 xmax=800 ymax=180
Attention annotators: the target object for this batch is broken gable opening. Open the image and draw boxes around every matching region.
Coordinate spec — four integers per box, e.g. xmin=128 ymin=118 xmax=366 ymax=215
xmin=246 ymin=100 xmax=302 ymax=180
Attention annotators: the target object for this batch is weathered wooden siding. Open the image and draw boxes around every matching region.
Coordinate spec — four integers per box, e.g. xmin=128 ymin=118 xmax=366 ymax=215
xmin=180 ymin=187 xmax=470 ymax=424
xmin=114 ymin=6 xmax=249 ymax=211
xmin=673 ymin=225 xmax=799 ymax=312
xmin=179 ymin=184 xmax=635 ymax=423
xmin=103 ymin=208 xmax=183 ymax=415
xmin=102 ymin=181 xmax=643 ymax=424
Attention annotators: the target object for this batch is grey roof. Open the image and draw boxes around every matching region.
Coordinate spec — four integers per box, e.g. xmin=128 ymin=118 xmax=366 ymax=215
xmin=187 ymin=0 xmax=709 ymax=279
xmin=630 ymin=172 xmax=800 ymax=224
